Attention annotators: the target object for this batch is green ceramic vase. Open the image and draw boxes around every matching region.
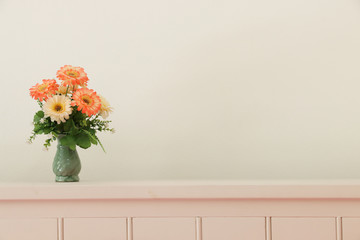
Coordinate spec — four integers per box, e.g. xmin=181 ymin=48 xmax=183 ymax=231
xmin=52 ymin=135 xmax=81 ymax=182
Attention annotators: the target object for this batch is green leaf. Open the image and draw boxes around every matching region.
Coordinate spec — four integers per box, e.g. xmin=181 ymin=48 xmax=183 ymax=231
xmin=33 ymin=115 xmax=40 ymax=123
xmin=70 ymin=124 xmax=79 ymax=135
xmin=36 ymin=111 xmax=44 ymax=118
xmin=75 ymin=133 xmax=91 ymax=149
xmin=56 ymin=123 xmax=64 ymax=133
xmin=63 ymin=119 xmax=80 ymax=135
xmin=73 ymin=110 xmax=85 ymax=121
xmin=94 ymin=134 xmax=106 ymax=153
xmin=33 ymin=124 xmax=44 ymax=134
xmin=64 ymin=119 xmax=73 ymax=132
xmin=33 ymin=111 xmax=44 ymax=123
xmin=60 ymin=135 xmax=76 ymax=150
xmin=43 ymin=128 xmax=51 ymax=134
xmin=89 ymin=136 xmax=98 ymax=145
xmin=80 ymin=119 xmax=87 ymax=127
xmin=33 ymin=124 xmax=41 ymax=132
xmin=88 ymin=128 xmax=96 ymax=135
xmin=81 ymin=129 xmax=97 ymax=145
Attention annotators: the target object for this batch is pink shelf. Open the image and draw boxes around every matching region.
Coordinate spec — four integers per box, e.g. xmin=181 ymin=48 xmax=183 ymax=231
xmin=1 ymin=179 xmax=360 ymax=200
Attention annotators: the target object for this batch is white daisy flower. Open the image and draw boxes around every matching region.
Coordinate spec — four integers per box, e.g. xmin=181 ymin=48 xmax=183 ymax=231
xmin=43 ymin=95 xmax=72 ymax=124
xmin=98 ymin=95 xmax=113 ymax=119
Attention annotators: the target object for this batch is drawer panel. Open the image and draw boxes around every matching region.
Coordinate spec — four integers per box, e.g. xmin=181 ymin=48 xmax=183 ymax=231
xmin=133 ymin=218 xmax=195 ymax=240
xmin=342 ymin=218 xmax=360 ymax=240
xmin=0 ymin=218 xmax=57 ymax=240
xmin=202 ymin=217 xmax=265 ymax=240
xmin=271 ymin=217 xmax=336 ymax=240
xmin=64 ymin=218 xmax=126 ymax=240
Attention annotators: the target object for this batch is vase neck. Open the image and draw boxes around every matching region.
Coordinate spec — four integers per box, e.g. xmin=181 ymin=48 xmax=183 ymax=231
xmin=57 ymin=134 xmax=66 ymax=141
xmin=56 ymin=135 xmax=75 ymax=150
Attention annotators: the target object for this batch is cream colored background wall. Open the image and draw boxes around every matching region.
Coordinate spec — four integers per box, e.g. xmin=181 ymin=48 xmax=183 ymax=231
xmin=0 ymin=0 xmax=360 ymax=182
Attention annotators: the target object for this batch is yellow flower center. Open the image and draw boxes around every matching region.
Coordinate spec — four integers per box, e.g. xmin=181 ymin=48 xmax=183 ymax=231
xmin=82 ymin=96 xmax=92 ymax=105
xmin=66 ymin=70 xmax=79 ymax=78
xmin=53 ymin=104 xmax=64 ymax=113
xmin=38 ymin=84 xmax=48 ymax=92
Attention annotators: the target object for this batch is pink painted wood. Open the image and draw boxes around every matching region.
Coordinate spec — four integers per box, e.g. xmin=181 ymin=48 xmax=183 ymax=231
xmin=202 ymin=217 xmax=265 ymax=240
xmin=0 ymin=181 xmax=359 ymax=240
xmin=271 ymin=218 xmax=336 ymax=240
xmin=1 ymin=180 xmax=360 ymax=200
xmin=133 ymin=218 xmax=196 ymax=240
xmin=0 ymin=218 xmax=57 ymax=240
xmin=342 ymin=218 xmax=360 ymax=240
xmin=64 ymin=218 xmax=126 ymax=240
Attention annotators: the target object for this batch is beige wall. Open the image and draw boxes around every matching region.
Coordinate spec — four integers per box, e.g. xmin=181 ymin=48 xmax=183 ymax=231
xmin=1 ymin=0 xmax=360 ymax=181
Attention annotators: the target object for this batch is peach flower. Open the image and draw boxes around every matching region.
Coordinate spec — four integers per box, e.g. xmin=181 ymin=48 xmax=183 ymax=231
xmin=29 ymin=79 xmax=59 ymax=101
xmin=71 ymin=88 xmax=101 ymax=117
xmin=56 ymin=65 xmax=88 ymax=87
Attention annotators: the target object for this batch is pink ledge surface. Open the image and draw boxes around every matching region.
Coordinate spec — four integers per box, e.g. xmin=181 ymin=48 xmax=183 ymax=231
xmin=1 ymin=180 xmax=360 ymax=200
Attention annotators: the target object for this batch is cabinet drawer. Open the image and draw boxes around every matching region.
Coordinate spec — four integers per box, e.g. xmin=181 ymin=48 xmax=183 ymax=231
xmin=0 ymin=218 xmax=57 ymax=240
xmin=64 ymin=218 xmax=126 ymax=240
xmin=133 ymin=218 xmax=195 ymax=240
xmin=342 ymin=217 xmax=360 ymax=240
xmin=271 ymin=218 xmax=336 ymax=240
xmin=202 ymin=217 xmax=265 ymax=240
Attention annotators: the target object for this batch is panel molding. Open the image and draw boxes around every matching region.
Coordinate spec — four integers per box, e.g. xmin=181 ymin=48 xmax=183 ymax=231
xmin=336 ymin=217 xmax=342 ymax=240
xmin=127 ymin=217 xmax=133 ymax=240
xmin=266 ymin=217 xmax=271 ymax=240
xmin=196 ymin=217 xmax=202 ymax=240
xmin=57 ymin=217 xmax=64 ymax=240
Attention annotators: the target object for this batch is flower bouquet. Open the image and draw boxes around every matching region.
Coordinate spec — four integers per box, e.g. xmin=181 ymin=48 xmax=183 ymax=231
xmin=28 ymin=65 xmax=114 ymax=182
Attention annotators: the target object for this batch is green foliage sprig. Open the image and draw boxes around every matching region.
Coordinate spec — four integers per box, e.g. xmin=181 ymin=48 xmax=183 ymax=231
xmin=29 ymin=106 xmax=115 ymax=152
xmin=28 ymin=96 xmax=114 ymax=151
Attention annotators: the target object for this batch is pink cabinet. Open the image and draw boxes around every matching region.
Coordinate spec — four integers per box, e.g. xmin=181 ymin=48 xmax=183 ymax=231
xmin=202 ymin=217 xmax=265 ymax=240
xmin=0 ymin=218 xmax=57 ymax=240
xmin=342 ymin=218 xmax=360 ymax=240
xmin=271 ymin=218 xmax=336 ymax=240
xmin=64 ymin=218 xmax=127 ymax=240
xmin=133 ymin=218 xmax=195 ymax=240
xmin=1 ymin=182 xmax=360 ymax=240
